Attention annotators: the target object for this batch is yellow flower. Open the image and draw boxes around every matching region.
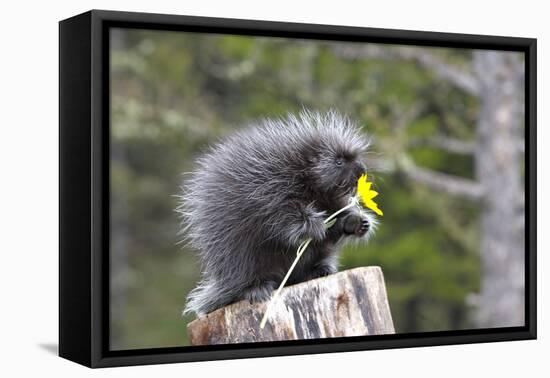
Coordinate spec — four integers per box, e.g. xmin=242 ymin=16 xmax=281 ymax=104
xmin=357 ymin=174 xmax=383 ymax=216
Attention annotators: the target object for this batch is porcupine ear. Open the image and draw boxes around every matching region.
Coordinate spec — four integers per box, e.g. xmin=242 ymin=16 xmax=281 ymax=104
xmin=303 ymin=134 xmax=322 ymax=165
xmin=306 ymin=150 xmax=319 ymax=165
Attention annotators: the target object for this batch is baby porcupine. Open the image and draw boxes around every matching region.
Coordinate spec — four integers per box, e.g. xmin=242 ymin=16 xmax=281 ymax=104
xmin=179 ymin=110 xmax=377 ymax=316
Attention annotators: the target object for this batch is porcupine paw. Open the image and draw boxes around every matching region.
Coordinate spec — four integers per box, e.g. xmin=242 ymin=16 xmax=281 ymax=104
xmin=243 ymin=280 xmax=277 ymax=304
xmin=357 ymin=216 xmax=370 ymax=236
xmin=343 ymin=213 xmax=370 ymax=236
xmin=310 ymin=264 xmax=337 ymax=279
xmin=303 ymin=206 xmax=327 ymax=242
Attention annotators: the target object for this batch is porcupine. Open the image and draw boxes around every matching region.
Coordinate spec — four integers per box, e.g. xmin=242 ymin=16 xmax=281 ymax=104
xmin=178 ymin=110 xmax=378 ymax=316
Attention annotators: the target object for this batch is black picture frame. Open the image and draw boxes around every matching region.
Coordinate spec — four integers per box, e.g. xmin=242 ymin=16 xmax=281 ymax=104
xmin=59 ymin=9 xmax=537 ymax=368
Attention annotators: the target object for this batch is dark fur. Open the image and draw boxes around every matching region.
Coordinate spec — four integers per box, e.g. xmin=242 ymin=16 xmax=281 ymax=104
xmin=178 ymin=110 xmax=377 ymax=316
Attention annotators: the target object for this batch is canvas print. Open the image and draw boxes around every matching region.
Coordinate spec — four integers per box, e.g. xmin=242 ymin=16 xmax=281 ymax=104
xmin=109 ymin=27 xmax=525 ymax=350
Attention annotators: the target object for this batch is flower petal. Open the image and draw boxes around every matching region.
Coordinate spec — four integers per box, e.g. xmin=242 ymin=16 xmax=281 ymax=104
xmin=356 ymin=174 xmax=383 ymax=216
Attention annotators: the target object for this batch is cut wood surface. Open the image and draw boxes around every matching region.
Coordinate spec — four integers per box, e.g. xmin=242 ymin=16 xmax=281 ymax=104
xmin=187 ymin=266 xmax=395 ymax=345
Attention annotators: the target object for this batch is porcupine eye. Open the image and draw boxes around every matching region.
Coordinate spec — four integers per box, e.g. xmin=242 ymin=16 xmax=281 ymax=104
xmin=335 ymin=158 xmax=343 ymax=166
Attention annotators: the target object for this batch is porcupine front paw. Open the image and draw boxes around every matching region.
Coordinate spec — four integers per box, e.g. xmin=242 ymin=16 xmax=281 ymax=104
xmin=343 ymin=213 xmax=370 ymax=236
xmin=286 ymin=205 xmax=327 ymax=245
xmin=242 ymin=280 xmax=277 ymax=304
xmin=303 ymin=205 xmax=327 ymax=242
xmin=309 ymin=263 xmax=338 ymax=279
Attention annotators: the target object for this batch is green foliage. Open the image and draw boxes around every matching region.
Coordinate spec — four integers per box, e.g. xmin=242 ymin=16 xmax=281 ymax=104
xmin=110 ymin=28 xmax=481 ymax=349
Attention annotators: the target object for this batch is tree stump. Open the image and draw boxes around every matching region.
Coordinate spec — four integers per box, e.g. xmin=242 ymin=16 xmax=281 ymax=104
xmin=187 ymin=266 xmax=395 ymax=345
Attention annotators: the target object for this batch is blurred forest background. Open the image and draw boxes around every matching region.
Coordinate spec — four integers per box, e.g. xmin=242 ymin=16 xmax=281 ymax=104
xmin=109 ymin=28 xmax=525 ymax=350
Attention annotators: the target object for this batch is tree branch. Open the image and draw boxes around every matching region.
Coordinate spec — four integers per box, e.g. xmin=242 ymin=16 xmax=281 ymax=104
xmin=398 ymin=155 xmax=484 ymax=201
xmin=409 ymin=135 xmax=476 ymax=155
xmin=332 ymin=45 xmax=480 ymax=96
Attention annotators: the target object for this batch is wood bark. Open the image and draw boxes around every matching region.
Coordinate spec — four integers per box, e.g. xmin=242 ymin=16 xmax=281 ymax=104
xmin=187 ymin=267 xmax=395 ymax=345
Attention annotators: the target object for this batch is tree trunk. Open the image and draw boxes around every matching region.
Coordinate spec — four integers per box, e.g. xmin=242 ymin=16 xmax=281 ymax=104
xmin=187 ymin=267 xmax=395 ymax=345
xmin=473 ymin=51 xmax=525 ymax=327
